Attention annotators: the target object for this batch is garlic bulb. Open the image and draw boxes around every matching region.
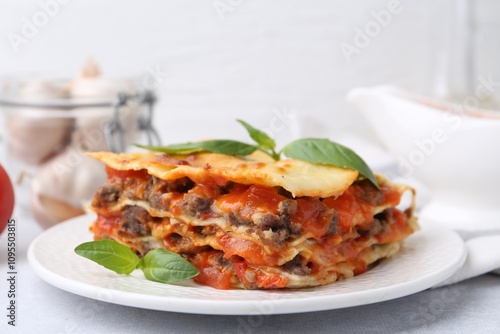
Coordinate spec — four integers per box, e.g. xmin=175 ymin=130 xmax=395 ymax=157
xmin=30 ymin=144 xmax=107 ymax=228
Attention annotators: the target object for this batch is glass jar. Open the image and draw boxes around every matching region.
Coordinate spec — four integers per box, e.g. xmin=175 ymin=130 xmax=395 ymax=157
xmin=0 ymin=76 xmax=160 ymax=228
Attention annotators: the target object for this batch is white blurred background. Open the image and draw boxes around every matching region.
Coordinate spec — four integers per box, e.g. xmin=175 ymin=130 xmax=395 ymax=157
xmin=0 ymin=0 xmax=432 ymax=144
xmin=0 ymin=0 xmax=498 ymax=144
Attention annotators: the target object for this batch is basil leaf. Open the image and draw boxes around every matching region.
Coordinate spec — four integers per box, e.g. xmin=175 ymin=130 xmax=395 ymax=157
xmin=137 ymin=139 xmax=258 ymax=156
xmin=140 ymin=248 xmax=199 ymax=284
xmin=199 ymin=140 xmax=258 ymax=155
xmin=282 ymin=138 xmax=380 ymax=189
xmin=237 ymin=119 xmax=276 ymax=151
xmin=136 ymin=142 xmax=204 ymax=154
xmin=74 ymin=240 xmax=140 ymax=275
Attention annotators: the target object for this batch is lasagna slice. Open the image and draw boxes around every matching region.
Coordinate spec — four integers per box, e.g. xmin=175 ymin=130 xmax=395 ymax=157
xmin=87 ymin=151 xmax=418 ymax=289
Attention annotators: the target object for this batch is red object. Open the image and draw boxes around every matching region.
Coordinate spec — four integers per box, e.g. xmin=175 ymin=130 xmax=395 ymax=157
xmin=0 ymin=165 xmax=15 ymax=234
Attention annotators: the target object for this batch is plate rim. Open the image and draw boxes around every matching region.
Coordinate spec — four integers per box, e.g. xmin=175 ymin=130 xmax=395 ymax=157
xmin=27 ymin=214 xmax=467 ymax=315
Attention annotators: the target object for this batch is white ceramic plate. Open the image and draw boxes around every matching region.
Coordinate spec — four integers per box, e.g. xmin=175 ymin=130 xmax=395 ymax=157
xmin=28 ymin=214 xmax=466 ymax=315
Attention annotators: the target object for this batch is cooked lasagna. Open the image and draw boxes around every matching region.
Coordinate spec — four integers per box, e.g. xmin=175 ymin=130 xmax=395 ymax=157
xmin=87 ymin=151 xmax=418 ymax=289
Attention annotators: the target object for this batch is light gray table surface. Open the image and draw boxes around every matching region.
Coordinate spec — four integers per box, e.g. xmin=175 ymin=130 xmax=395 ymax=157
xmin=1 ymin=209 xmax=499 ymax=334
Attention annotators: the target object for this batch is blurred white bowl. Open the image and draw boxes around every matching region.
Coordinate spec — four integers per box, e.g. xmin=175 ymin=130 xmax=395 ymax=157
xmin=348 ymin=85 xmax=500 ymax=227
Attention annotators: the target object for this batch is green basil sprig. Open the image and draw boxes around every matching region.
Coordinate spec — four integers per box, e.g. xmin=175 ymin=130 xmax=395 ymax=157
xmin=137 ymin=139 xmax=257 ymax=156
xmin=75 ymin=240 xmax=199 ymax=284
xmin=136 ymin=119 xmax=379 ymax=189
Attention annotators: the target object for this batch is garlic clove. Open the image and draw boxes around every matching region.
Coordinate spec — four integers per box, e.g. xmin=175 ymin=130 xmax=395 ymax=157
xmin=78 ymin=57 xmax=101 ymax=79
xmin=18 ymin=78 xmax=69 ymax=101
xmin=6 ymin=114 xmax=72 ymax=164
xmin=5 ymin=78 xmax=72 ymax=165
xmin=31 ymin=192 xmax=85 ymax=229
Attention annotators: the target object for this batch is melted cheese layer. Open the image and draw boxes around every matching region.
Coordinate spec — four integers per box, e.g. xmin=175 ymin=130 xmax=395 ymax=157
xmin=87 ymin=151 xmax=359 ymax=198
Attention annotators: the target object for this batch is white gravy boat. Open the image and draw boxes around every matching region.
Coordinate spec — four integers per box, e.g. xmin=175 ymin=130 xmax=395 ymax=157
xmin=348 ymin=86 xmax=500 ymax=229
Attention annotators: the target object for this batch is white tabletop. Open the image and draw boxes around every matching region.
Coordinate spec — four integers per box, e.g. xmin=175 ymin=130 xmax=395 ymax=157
xmin=1 ymin=209 xmax=499 ymax=334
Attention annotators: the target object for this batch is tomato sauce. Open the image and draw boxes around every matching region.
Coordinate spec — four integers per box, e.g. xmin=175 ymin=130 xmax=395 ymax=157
xmin=322 ymin=183 xmax=403 ymax=233
xmin=291 ymin=198 xmax=334 ymax=239
xmin=376 ymin=209 xmax=412 ymax=243
xmin=188 ymin=182 xmax=223 ymax=200
xmin=191 ymin=251 xmax=233 ymax=290
xmin=218 ymin=234 xmax=279 ymax=266
xmin=381 ymin=185 xmax=403 ymax=207
xmin=216 ymin=184 xmax=285 ymax=220
xmin=92 ymin=214 xmax=121 ymax=237
xmin=168 ymin=193 xmax=187 ymax=216
xmin=105 ymin=166 xmax=150 ymax=180
xmin=233 ymin=260 xmax=288 ymax=289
